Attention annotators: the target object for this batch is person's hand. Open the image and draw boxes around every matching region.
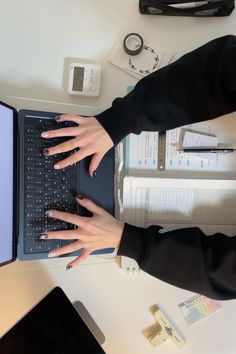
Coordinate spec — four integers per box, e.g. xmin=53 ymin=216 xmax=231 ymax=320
xmin=40 ymin=197 xmax=124 ymax=269
xmin=41 ymin=115 xmax=114 ymax=177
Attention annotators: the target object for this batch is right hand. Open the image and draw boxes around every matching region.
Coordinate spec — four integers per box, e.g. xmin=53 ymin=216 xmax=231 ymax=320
xmin=41 ymin=114 xmax=114 ymax=176
xmin=42 ymin=197 xmax=124 ymax=269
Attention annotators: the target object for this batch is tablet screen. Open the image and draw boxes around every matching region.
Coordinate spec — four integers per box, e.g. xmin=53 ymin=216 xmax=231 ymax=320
xmin=0 ymin=287 xmax=105 ymax=354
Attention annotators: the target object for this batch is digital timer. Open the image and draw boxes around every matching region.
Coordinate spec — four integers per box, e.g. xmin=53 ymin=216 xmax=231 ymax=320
xmin=68 ymin=63 xmax=102 ymax=97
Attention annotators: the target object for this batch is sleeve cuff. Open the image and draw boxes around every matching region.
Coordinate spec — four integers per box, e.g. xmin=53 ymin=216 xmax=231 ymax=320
xmin=117 ymin=223 xmax=161 ymax=263
xmin=95 ymin=102 xmax=130 ymax=146
xmin=95 ymin=93 xmax=146 ymax=146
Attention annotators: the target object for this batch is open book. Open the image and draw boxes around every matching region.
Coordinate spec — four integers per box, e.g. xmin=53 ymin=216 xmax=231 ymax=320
xmin=120 ymin=176 xmax=236 ymax=274
xmin=125 ymin=113 xmax=236 ymax=180
xmin=119 ymin=114 xmax=236 ymax=273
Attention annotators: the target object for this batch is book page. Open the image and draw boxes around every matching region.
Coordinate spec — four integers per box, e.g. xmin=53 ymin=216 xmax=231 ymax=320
xmin=122 ymin=177 xmax=236 ymax=235
xmin=125 ymin=113 xmax=236 ymax=179
xmin=181 ymin=130 xmax=218 ymax=148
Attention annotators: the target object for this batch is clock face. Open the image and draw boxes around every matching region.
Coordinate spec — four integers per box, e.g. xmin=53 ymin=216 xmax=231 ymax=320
xmin=72 ymin=66 xmax=85 ymax=92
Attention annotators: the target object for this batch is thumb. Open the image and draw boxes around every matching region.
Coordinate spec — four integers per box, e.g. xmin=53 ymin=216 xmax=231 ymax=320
xmin=89 ymin=152 xmax=105 ymax=177
xmin=76 ymin=197 xmax=104 ymax=215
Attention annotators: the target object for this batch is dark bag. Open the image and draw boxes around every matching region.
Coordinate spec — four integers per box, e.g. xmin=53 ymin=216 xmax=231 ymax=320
xmin=139 ymin=0 xmax=235 ymax=16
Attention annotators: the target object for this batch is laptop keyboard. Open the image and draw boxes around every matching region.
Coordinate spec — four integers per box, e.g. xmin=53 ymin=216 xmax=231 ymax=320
xmin=24 ymin=116 xmax=78 ymax=254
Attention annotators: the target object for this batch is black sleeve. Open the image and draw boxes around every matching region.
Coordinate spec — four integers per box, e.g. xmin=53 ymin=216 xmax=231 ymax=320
xmin=117 ymin=223 xmax=236 ymax=300
xmin=96 ymin=35 xmax=236 ymax=145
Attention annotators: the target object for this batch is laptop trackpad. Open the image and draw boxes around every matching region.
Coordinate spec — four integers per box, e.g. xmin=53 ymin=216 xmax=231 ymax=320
xmin=78 ymin=149 xmax=115 ymax=216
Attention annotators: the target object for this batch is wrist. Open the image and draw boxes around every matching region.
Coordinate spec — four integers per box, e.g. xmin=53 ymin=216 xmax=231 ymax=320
xmin=112 ymin=220 xmax=124 ymax=249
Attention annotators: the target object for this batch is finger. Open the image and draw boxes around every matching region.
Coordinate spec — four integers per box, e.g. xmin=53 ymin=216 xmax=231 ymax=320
xmin=44 ymin=138 xmax=79 ymax=155
xmin=46 ymin=209 xmax=85 ymax=227
xmin=76 ymin=197 xmax=104 ymax=216
xmin=41 ymin=127 xmax=80 ymax=139
xmin=55 ymin=114 xmax=84 ymax=125
xmin=89 ymin=153 xmax=105 ymax=177
xmin=53 ymin=148 xmax=91 ymax=169
xmin=48 ymin=240 xmax=82 ymax=258
xmin=40 ymin=230 xmax=78 ymax=240
xmin=66 ymin=249 xmax=91 ymax=269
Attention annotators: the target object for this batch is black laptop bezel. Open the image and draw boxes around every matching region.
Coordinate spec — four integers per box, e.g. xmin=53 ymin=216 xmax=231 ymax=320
xmin=0 ymin=101 xmax=18 ymax=267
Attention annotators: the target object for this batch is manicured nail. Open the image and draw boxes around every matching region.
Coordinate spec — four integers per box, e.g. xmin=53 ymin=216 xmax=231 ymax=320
xmin=54 ymin=164 xmax=60 ymax=169
xmin=77 ymin=195 xmax=83 ymax=200
xmin=66 ymin=265 xmax=73 ymax=271
xmin=43 ymin=148 xmax=49 ymax=156
xmin=41 ymin=132 xmax=49 ymax=138
xmin=54 ymin=116 xmax=60 ymax=121
xmin=45 ymin=210 xmax=53 ymax=217
xmin=92 ymin=170 xmax=97 ymax=178
xmin=39 ymin=234 xmax=48 ymax=239
xmin=48 ymin=252 xmax=56 ymax=258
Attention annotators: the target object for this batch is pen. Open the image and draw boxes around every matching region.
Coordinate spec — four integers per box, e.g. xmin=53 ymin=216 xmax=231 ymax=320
xmin=182 ymin=148 xmax=236 ymax=153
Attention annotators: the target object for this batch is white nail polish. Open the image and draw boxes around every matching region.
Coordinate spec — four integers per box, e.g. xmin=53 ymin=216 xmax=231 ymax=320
xmin=41 ymin=132 xmax=49 ymax=138
xmin=45 ymin=210 xmax=53 ymax=217
xmin=54 ymin=164 xmax=60 ymax=169
xmin=48 ymin=253 xmax=56 ymax=258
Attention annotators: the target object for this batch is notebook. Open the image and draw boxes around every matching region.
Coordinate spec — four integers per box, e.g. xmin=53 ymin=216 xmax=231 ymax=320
xmin=0 ymin=101 xmax=115 ymax=265
xmin=0 ymin=286 xmax=105 ymax=354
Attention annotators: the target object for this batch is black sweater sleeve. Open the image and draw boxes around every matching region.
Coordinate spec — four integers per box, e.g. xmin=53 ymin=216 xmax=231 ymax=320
xmin=95 ymin=35 xmax=236 ymax=300
xmin=95 ymin=35 xmax=236 ymax=145
xmin=118 ymin=224 xmax=236 ymax=300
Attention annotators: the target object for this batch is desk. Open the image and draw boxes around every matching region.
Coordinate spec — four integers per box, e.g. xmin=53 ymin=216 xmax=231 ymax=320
xmin=1 ymin=1 xmax=236 ymax=353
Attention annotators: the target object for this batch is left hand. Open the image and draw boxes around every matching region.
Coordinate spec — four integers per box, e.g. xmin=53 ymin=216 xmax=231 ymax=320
xmin=40 ymin=197 xmax=124 ymax=269
xmin=41 ymin=115 xmax=114 ymax=177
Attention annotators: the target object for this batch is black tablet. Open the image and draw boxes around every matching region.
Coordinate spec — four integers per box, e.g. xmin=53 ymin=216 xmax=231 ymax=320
xmin=0 ymin=287 xmax=105 ymax=354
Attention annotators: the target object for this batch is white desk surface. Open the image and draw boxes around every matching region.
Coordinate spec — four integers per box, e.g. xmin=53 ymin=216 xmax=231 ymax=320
xmin=1 ymin=1 xmax=236 ymax=353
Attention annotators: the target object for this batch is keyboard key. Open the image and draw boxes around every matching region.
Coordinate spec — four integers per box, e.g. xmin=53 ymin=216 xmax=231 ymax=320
xmin=24 ymin=239 xmax=36 ymax=254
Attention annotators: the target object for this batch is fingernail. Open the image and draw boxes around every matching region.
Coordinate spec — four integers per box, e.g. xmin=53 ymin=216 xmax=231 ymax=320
xmin=48 ymin=252 xmax=56 ymax=258
xmin=54 ymin=116 xmax=60 ymax=121
xmin=77 ymin=195 xmax=83 ymax=199
xmin=39 ymin=234 xmax=48 ymax=239
xmin=92 ymin=170 xmax=97 ymax=178
xmin=66 ymin=265 xmax=73 ymax=271
xmin=41 ymin=132 xmax=49 ymax=138
xmin=54 ymin=164 xmax=60 ymax=169
xmin=45 ymin=210 xmax=53 ymax=217
xmin=43 ymin=148 xmax=49 ymax=156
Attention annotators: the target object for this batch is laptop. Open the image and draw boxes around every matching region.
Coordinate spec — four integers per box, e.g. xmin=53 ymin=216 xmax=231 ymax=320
xmin=0 ymin=101 xmax=115 ymax=266
xmin=0 ymin=286 xmax=106 ymax=354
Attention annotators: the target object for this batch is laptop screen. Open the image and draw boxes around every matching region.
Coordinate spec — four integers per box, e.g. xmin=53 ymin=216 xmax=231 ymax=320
xmin=0 ymin=102 xmax=15 ymax=265
xmin=0 ymin=287 xmax=105 ymax=354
